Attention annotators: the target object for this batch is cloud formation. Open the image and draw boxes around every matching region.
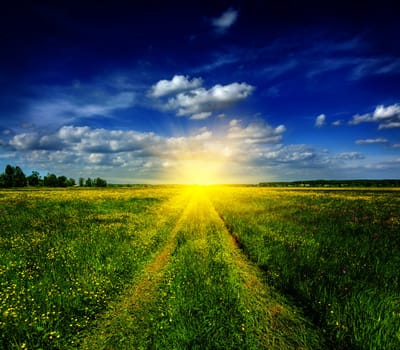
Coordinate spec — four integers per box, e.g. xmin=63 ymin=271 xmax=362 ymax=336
xmin=227 ymin=119 xmax=286 ymax=144
xmin=149 ymin=75 xmax=202 ymax=97
xmin=3 ymin=115 xmax=388 ymax=183
xmin=332 ymin=120 xmax=342 ymax=126
xmin=355 ymin=138 xmax=388 ymax=145
xmin=315 ymin=114 xmax=326 ymax=127
xmin=167 ymin=83 xmax=254 ymax=118
xmin=151 ymin=76 xmax=254 ymax=119
xmin=349 ymin=103 xmax=400 ymax=129
xmin=1 ymin=118 xmax=316 ymax=182
xmin=211 ymin=8 xmax=238 ymax=33
xmin=334 ymin=152 xmax=364 ymax=160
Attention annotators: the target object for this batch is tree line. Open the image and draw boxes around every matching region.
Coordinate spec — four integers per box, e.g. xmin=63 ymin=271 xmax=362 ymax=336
xmin=0 ymin=164 xmax=107 ymax=188
xmin=259 ymin=179 xmax=400 ymax=187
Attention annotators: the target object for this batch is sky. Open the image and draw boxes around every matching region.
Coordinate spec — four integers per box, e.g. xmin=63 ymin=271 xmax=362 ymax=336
xmin=0 ymin=0 xmax=399 ymax=184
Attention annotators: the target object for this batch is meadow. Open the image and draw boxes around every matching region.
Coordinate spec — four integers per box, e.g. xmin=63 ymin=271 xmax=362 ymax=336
xmin=0 ymin=186 xmax=399 ymax=349
xmin=209 ymin=187 xmax=400 ymax=349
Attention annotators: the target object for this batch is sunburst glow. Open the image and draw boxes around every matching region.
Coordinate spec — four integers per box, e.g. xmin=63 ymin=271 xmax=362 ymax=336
xmin=160 ymin=129 xmax=240 ymax=185
xmin=179 ymin=159 xmax=226 ymax=185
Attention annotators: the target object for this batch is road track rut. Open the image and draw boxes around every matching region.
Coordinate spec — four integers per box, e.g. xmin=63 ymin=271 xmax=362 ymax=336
xmin=79 ymin=187 xmax=322 ymax=349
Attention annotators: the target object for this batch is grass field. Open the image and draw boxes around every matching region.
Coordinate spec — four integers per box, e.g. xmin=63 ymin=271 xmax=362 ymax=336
xmin=0 ymin=186 xmax=399 ymax=349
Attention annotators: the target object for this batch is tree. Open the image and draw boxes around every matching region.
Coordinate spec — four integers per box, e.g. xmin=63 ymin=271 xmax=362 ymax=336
xmin=85 ymin=178 xmax=93 ymax=187
xmin=0 ymin=165 xmax=102 ymax=188
xmin=94 ymin=177 xmax=107 ymax=187
xmin=0 ymin=173 xmax=6 ymax=188
xmin=44 ymin=173 xmax=58 ymax=187
xmin=14 ymin=166 xmax=27 ymax=187
xmin=4 ymin=164 xmax=15 ymax=187
xmin=27 ymin=171 xmax=40 ymax=186
xmin=79 ymin=177 xmax=85 ymax=187
xmin=57 ymin=175 xmax=68 ymax=187
xmin=66 ymin=178 xmax=76 ymax=187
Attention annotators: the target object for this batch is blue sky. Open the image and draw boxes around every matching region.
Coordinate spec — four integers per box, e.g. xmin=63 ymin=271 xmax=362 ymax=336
xmin=0 ymin=1 xmax=399 ymax=183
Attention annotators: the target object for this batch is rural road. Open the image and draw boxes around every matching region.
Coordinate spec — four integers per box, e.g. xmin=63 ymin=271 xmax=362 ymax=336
xmin=79 ymin=187 xmax=322 ymax=349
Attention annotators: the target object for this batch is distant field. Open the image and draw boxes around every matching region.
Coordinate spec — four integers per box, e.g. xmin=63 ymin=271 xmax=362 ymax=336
xmin=0 ymin=186 xmax=399 ymax=349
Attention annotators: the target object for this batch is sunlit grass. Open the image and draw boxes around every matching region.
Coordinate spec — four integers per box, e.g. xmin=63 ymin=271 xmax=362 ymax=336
xmin=0 ymin=187 xmax=188 ymax=349
xmin=209 ymin=186 xmax=400 ymax=349
xmin=80 ymin=187 xmax=322 ymax=349
xmin=1 ymin=186 xmax=398 ymax=349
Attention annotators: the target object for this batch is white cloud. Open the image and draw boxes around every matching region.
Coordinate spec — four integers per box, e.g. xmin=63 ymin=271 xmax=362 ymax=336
xmin=190 ymin=112 xmax=212 ymax=120
xmin=212 ymin=8 xmax=238 ymax=33
xmin=355 ymin=138 xmax=388 ymax=145
xmin=263 ymin=144 xmax=315 ymax=163
xmin=349 ymin=103 xmax=400 ymax=129
xmin=58 ymin=126 xmax=91 ymax=142
xmin=6 ymin=119 xmax=286 ymax=182
xmin=193 ymin=128 xmax=212 ymax=140
xmin=349 ymin=113 xmax=372 ymax=125
xmin=229 ymin=119 xmax=239 ymax=127
xmin=332 ymin=120 xmax=342 ymax=126
xmin=9 ymin=126 xmax=163 ymax=155
xmin=227 ymin=119 xmax=285 ymax=144
xmin=7 ymin=117 xmax=398 ymax=183
xmin=315 ymin=114 xmax=326 ymax=127
xmin=87 ymin=153 xmax=105 ymax=164
xmin=275 ymin=125 xmax=286 ymax=134
xmin=9 ymin=132 xmax=39 ymax=150
xmin=374 ymin=104 xmax=400 ymax=119
xmin=166 ymin=82 xmax=254 ymax=119
xmin=378 ymin=122 xmax=400 ymax=129
xmin=334 ymin=152 xmax=364 ymax=160
xmin=149 ymin=75 xmax=202 ymax=98
xmin=150 ymin=75 xmax=254 ymax=120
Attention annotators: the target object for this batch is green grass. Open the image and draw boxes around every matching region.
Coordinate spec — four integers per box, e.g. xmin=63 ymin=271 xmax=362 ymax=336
xmin=210 ymin=187 xmax=400 ymax=349
xmin=1 ymin=186 xmax=399 ymax=349
xmin=0 ymin=188 xmax=187 ymax=349
xmin=80 ymin=189 xmax=322 ymax=349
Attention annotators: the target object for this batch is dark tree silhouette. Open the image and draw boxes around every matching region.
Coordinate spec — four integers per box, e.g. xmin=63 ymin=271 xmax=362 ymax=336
xmin=85 ymin=178 xmax=93 ymax=187
xmin=4 ymin=164 xmax=15 ymax=187
xmin=57 ymin=175 xmax=68 ymax=187
xmin=44 ymin=173 xmax=58 ymax=187
xmin=79 ymin=177 xmax=85 ymax=187
xmin=0 ymin=165 xmax=107 ymax=188
xmin=27 ymin=171 xmax=41 ymax=186
xmin=94 ymin=177 xmax=107 ymax=187
xmin=14 ymin=166 xmax=27 ymax=187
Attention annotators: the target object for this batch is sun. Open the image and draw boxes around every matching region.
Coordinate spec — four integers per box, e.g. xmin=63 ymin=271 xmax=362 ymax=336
xmin=178 ymin=159 xmax=226 ymax=185
xmin=161 ymin=131 xmax=238 ymax=185
xmin=162 ymin=158 xmax=228 ymax=185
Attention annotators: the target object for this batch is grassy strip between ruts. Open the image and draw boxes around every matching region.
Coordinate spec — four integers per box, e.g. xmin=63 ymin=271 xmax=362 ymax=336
xmin=77 ymin=189 xmax=198 ymax=349
xmin=80 ymin=187 xmax=324 ymax=349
